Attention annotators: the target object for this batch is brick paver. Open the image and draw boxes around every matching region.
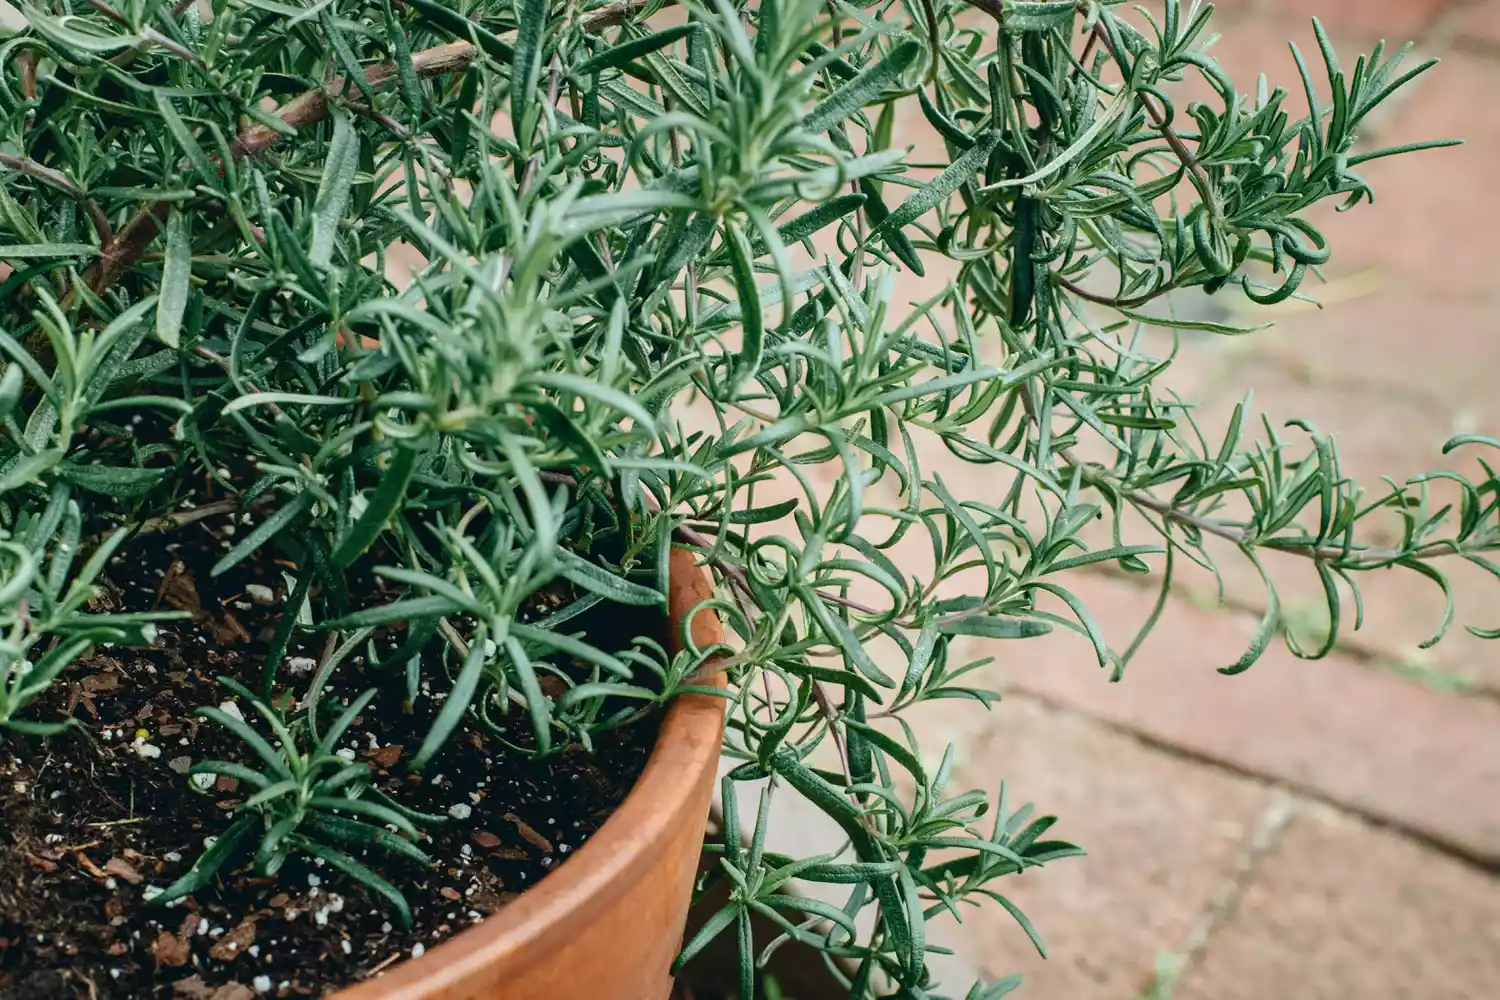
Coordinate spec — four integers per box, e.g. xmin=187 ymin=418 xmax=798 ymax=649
xmin=901 ymin=696 xmax=1273 ymax=1000
xmin=1239 ymin=298 xmax=1500 ymax=441
xmin=1175 ymin=806 xmax=1500 ymax=1000
xmin=1460 ymin=0 xmax=1500 ymax=48
xmin=951 ymin=572 xmax=1500 ymax=864
xmin=1260 ymin=0 xmax=1459 ymax=39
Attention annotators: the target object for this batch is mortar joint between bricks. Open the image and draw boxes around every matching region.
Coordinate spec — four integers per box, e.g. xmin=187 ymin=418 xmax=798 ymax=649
xmin=1135 ymin=791 xmax=1298 ymax=1000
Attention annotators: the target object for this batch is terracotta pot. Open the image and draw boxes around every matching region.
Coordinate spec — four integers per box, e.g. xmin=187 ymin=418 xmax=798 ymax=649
xmin=334 ymin=548 xmax=725 ymax=1000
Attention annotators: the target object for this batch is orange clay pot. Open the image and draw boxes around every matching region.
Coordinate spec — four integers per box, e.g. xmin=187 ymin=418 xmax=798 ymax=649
xmin=333 ymin=548 xmax=725 ymax=1000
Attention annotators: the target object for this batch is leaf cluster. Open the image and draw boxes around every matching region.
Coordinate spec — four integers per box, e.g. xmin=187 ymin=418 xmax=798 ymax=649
xmin=161 ymin=679 xmax=435 ymax=926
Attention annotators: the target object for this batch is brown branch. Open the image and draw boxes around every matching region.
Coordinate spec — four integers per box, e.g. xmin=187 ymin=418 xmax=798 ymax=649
xmin=520 ymin=56 xmax=565 ymax=194
xmin=343 ymin=99 xmax=415 ymax=142
xmin=582 ymin=0 xmax=674 ymax=33
xmin=17 ymin=51 xmax=37 ymax=101
xmin=86 ymin=0 xmax=203 ymax=65
xmin=1074 ymin=18 xmax=1100 ymax=75
xmin=84 ymin=39 xmax=477 ymax=298
xmin=1010 ymin=377 xmax=1474 ymax=569
xmin=88 ymin=203 xmax=172 ymax=296
xmin=1054 ymin=272 xmax=1180 ymax=310
xmin=0 ymin=153 xmax=113 ymax=252
xmin=227 ymin=40 xmax=474 ymax=162
xmin=1088 ymin=19 xmax=1219 ymax=215
xmin=85 ymin=0 xmax=127 ymax=25
xmin=1120 ymin=486 xmax=1469 ymax=568
xmin=134 ymin=499 xmax=245 ymax=536
xmin=141 ymin=27 xmax=205 ymax=66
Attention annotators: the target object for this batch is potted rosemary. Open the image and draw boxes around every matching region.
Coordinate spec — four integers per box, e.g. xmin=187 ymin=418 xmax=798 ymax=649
xmin=0 ymin=0 xmax=1484 ymax=998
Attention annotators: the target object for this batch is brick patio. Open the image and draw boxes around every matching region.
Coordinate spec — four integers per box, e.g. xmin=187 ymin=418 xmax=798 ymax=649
xmin=887 ymin=1 xmax=1500 ymax=997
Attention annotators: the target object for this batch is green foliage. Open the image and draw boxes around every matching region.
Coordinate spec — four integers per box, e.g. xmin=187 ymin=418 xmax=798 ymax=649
xmin=0 ymin=0 xmax=1488 ymax=996
xmin=0 ymin=508 xmax=174 ymax=733
xmin=160 ymin=679 xmax=433 ymax=927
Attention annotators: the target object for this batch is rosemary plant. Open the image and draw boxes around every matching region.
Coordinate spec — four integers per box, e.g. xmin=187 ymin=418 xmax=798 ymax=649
xmin=0 ymin=0 xmax=1489 ymax=996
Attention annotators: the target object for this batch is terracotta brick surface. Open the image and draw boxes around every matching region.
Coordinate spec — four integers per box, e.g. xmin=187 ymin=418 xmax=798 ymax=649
xmin=1460 ymin=0 xmax=1500 ymax=47
xmin=951 ymin=573 xmax=1500 ymax=864
xmin=1185 ymin=6 xmax=1390 ymax=111
xmin=1187 ymin=345 xmax=1460 ymax=486
xmin=1314 ymin=51 xmax=1500 ymax=297
xmin=1260 ymin=0 xmax=1457 ymax=39
xmin=901 ymin=697 xmax=1272 ymax=1000
xmin=1175 ymin=808 xmax=1500 ymax=1000
xmin=1193 ymin=290 xmax=1500 ymax=443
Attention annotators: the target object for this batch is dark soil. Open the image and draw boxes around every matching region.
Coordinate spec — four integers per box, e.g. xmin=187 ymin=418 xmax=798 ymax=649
xmin=0 ymin=515 xmax=660 ymax=999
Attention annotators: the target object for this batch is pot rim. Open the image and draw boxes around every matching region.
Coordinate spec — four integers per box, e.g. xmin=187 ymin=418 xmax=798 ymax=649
xmin=334 ymin=548 xmax=725 ymax=999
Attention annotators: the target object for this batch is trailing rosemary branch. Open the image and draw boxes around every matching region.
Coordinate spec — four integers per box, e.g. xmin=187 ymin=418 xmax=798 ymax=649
xmin=0 ymin=0 xmax=1483 ymax=995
